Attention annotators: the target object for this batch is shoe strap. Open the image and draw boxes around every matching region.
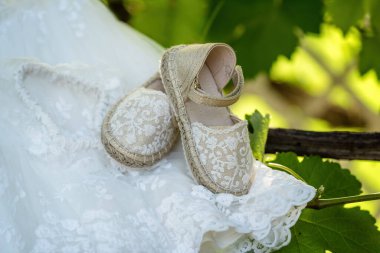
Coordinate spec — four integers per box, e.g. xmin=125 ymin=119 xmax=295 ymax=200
xmin=188 ymin=65 xmax=244 ymax=107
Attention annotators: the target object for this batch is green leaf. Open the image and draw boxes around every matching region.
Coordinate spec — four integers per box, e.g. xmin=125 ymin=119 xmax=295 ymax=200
xmin=359 ymin=34 xmax=380 ymax=75
xmin=369 ymin=0 xmax=380 ymax=28
xmin=278 ymin=207 xmax=380 ymax=253
xmin=272 ymin=152 xmax=361 ymax=198
xmin=326 ymin=0 xmax=365 ymax=33
xmin=359 ymin=0 xmax=380 ymax=75
xmin=127 ymin=0 xmax=208 ymax=47
xmin=206 ymin=0 xmax=323 ymax=78
xmin=246 ymin=110 xmax=270 ymax=162
xmin=272 ymin=153 xmax=380 ymax=253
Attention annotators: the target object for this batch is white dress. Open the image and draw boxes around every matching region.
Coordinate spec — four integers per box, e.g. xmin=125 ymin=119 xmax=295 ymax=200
xmin=0 ymin=1 xmax=316 ymax=252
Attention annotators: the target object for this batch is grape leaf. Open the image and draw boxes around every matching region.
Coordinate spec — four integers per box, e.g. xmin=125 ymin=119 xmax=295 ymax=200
xmin=245 ymin=110 xmax=270 ymax=162
xmin=278 ymin=207 xmax=380 ymax=253
xmin=272 ymin=152 xmax=361 ymax=198
xmin=206 ymin=0 xmax=323 ymax=78
xmin=127 ymin=0 xmax=207 ymax=47
xmin=272 ymin=153 xmax=380 ymax=253
xmin=326 ymin=0 xmax=365 ymax=33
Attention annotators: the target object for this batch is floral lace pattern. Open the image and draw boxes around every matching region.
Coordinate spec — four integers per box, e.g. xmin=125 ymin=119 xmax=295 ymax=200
xmin=58 ymin=0 xmax=87 ymax=38
xmin=191 ymin=121 xmax=254 ymax=193
xmin=0 ymin=168 xmax=9 ymax=197
xmin=0 ymin=0 xmax=89 ymax=44
xmin=30 ymin=209 xmax=173 ymax=253
xmin=109 ymin=88 xmax=176 ymax=155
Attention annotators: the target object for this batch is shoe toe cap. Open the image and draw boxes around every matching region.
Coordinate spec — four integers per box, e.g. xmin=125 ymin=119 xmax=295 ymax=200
xmin=103 ymin=88 xmax=177 ymax=165
xmin=191 ymin=121 xmax=255 ymax=194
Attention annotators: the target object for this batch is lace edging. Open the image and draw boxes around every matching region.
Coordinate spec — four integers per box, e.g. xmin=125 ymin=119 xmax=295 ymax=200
xmin=13 ymin=61 xmax=109 ymax=154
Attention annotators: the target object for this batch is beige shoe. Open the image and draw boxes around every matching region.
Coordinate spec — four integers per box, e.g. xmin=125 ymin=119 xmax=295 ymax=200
xmin=101 ymin=73 xmax=179 ymax=168
xmin=161 ymin=43 xmax=255 ymax=195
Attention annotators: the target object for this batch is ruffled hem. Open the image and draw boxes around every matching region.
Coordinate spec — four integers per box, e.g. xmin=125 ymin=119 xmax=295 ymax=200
xmin=156 ymin=161 xmax=316 ymax=253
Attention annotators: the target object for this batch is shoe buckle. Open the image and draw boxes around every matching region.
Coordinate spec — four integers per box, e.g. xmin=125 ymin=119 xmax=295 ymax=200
xmin=193 ymin=78 xmax=200 ymax=90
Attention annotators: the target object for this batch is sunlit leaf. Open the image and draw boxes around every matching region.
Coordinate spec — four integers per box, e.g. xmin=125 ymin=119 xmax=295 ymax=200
xmin=246 ymin=110 xmax=270 ymax=161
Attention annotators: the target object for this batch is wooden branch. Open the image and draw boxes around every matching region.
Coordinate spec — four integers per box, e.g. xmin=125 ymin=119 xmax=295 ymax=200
xmin=265 ymin=128 xmax=380 ymax=161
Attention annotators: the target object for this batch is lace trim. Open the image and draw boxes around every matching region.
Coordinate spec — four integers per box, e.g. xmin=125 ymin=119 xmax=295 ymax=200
xmin=191 ymin=120 xmax=248 ymax=134
xmin=14 ymin=62 xmax=108 ymax=154
xmin=190 ymin=185 xmax=308 ymax=243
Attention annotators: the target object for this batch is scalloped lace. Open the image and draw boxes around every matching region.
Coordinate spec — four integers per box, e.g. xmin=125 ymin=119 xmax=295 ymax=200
xmin=157 ymin=163 xmax=315 ymax=253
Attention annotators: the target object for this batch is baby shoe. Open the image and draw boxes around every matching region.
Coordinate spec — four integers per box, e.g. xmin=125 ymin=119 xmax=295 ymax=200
xmin=160 ymin=43 xmax=255 ymax=195
xmin=101 ymin=73 xmax=179 ymax=168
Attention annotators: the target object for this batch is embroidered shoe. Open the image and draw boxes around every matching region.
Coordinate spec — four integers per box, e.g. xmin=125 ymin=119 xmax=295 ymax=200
xmin=160 ymin=43 xmax=255 ymax=195
xmin=101 ymin=73 xmax=179 ymax=168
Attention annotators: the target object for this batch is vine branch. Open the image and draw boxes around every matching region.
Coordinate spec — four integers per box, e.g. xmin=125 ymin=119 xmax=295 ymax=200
xmin=266 ymin=128 xmax=380 ymax=161
xmin=307 ymin=193 xmax=380 ymax=209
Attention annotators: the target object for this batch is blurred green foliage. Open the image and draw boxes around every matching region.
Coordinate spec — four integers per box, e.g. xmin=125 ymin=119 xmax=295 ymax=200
xmin=127 ymin=0 xmax=207 ymax=46
xmin=325 ymin=0 xmax=365 ymax=34
xmin=106 ymin=0 xmax=380 ymax=78
xmin=207 ymin=0 xmax=323 ymax=78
